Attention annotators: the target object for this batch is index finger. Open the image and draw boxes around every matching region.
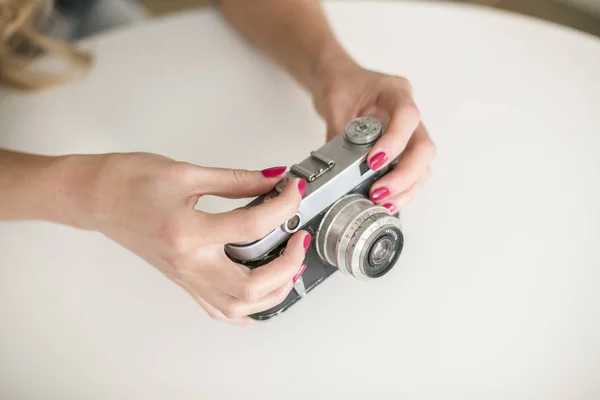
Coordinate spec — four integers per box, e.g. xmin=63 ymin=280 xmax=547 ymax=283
xmin=200 ymin=177 xmax=305 ymax=245
xmin=221 ymin=230 xmax=308 ymax=305
xmin=368 ymin=85 xmax=421 ymax=171
xmin=245 ymin=230 xmax=308 ymax=299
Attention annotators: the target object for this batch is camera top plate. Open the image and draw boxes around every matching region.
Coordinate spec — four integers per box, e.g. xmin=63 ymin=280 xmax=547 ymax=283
xmin=224 ymin=117 xmax=385 ymax=262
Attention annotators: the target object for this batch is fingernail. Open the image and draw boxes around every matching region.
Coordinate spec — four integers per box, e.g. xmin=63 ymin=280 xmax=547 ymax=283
xmin=383 ymin=203 xmax=396 ymax=213
xmin=261 ymin=166 xmax=287 ymax=178
xmin=298 ymin=179 xmax=307 ymax=197
xmin=303 ymin=234 xmax=312 ymax=252
xmin=293 ymin=264 xmax=307 ymax=283
xmin=369 ymin=152 xmax=388 ymax=170
xmin=371 ymin=187 xmax=391 ymax=202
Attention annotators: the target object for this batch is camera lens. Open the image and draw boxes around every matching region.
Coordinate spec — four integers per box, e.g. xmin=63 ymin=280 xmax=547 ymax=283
xmin=364 ymin=230 xmax=402 ymax=278
xmin=315 ymin=194 xmax=403 ymax=281
xmin=370 ymin=237 xmax=392 ymax=266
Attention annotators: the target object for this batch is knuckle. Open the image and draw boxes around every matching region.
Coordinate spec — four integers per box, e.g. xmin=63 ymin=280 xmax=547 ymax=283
xmin=207 ymin=310 xmax=222 ymax=321
xmin=231 ymin=169 xmax=249 ymax=186
xmin=239 ymin=279 xmax=262 ymax=303
xmin=283 ymin=243 xmax=303 ymax=263
xmin=386 ymin=173 xmax=408 ymax=191
xmin=387 ymin=168 xmax=417 ymax=192
xmin=415 ymin=138 xmax=437 ymax=161
xmin=275 ymin=251 xmax=294 ymax=268
xmin=163 ymin=161 xmax=194 ymax=184
xmin=159 ymin=220 xmax=192 ymax=255
xmin=241 ymin=215 xmax=270 ymax=240
xmin=222 ymin=302 xmax=242 ymax=320
xmin=401 ymin=102 xmax=421 ymax=123
xmin=393 ymin=76 xmax=413 ymax=92
xmin=398 ymin=76 xmax=413 ymax=92
xmin=282 ymin=197 xmax=300 ymax=219
xmin=384 ymin=75 xmax=412 ymax=93
xmin=279 ymin=184 xmax=301 ymax=210
xmin=277 ymin=285 xmax=292 ymax=304
xmin=266 ymin=284 xmax=293 ymax=309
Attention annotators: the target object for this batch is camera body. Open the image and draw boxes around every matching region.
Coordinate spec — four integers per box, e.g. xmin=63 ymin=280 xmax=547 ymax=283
xmin=225 ymin=117 xmax=404 ymax=320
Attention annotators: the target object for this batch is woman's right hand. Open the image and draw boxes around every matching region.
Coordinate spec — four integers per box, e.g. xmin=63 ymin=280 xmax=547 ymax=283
xmin=60 ymin=152 xmax=309 ymax=327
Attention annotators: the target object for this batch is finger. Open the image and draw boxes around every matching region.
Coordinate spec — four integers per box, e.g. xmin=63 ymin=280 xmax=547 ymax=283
xmin=379 ymin=168 xmax=431 ymax=213
xmin=192 ymin=292 xmax=255 ymax=328
xmin=205 ymin=280 xmax=295 ymax=320
xmin=369 ymin=123 xmax=435 ymax=202
xmin=323 ymin=102 xmax=354 ymax=142
xmin=367 ymin=84 xmax=421 ymax=171
xmin=211 ymin=230 xmax=308 ymax=301
xmin=167 ymin=272 xmax=255 ymax=327
xmin=196 ymin=231 xmax=308 ymax=318
xmin=192 ymin=231 xmax=307 ymax=304
xmin=190 ymin=165 xmax=288 ymax=199
xmin=200 ymin=178 xmax=305 ymax=244
xmin=240 ymin=230 xmax=308 ymax=301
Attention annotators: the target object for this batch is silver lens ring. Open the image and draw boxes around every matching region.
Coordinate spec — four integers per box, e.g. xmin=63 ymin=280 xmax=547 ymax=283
xmin=336 ymin=205 xmax=390 ymax=278
xmin=316 ymin=194 xmax=370 ymax=271
xmin=348 ymin=214 xmax=403 ymax=281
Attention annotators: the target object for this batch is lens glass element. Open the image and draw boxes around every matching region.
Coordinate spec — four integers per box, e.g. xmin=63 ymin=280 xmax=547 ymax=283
xmin=370 ymin=237 xmax=393 ymax=266
xmin=364 ymin=230 xmax=402 ymax=278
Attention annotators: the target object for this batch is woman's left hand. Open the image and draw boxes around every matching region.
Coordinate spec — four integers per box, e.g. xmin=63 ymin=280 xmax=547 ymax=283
xmin=312 ymin=59 xmax=436 ymax=213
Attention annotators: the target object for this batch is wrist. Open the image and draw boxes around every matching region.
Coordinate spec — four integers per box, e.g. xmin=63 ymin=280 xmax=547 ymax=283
xmin=0 ymin=151 xmax=95 ymax=228
xmin=55 ymin=153 xmax=109 ymax=231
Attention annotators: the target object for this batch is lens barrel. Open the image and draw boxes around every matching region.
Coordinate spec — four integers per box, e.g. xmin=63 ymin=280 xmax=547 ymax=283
xmin=316 ymin=194 xmax=403 ymax=281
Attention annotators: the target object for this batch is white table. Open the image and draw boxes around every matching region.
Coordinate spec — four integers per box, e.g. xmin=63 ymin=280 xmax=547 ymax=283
xmin=1 ymin=2 xmax=599 ymax=399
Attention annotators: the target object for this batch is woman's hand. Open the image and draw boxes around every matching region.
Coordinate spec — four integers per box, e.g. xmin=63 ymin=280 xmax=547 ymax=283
xmin=312 ymin=59 xmax=436 ymax=213
xmin=61 ymin=153 xmax=309 ymax=327
xmin=217 ymin=0 xmax=434 ymax=212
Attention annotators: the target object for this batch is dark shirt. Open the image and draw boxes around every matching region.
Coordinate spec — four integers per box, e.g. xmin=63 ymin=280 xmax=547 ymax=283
xmin=55 ymin=0 xmax=98 ymax=16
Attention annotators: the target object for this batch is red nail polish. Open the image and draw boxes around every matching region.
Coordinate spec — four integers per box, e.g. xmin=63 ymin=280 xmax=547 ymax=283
xmin=303 ymin=234 xmax=312 ymax=252
xmin=293 ymin=264 xmax=307 ymax=283
xmin=371 ymin=187 xmax=391 ymax=202
xmin=298 ymin=179 xmax=307 ymax=197
xmin=383 ymin=203 xmax=396 ymax=213
xmin=369 ymin=152 xmax=388 ymax=170
xmin=261 ymin=166 xmax=287 ymax=178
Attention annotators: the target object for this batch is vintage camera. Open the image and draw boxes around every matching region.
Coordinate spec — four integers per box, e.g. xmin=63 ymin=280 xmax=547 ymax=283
xmin=225 ymin=117 xmax=404 ymax=320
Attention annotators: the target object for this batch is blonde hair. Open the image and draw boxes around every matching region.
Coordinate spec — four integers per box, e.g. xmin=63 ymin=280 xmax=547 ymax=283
xmin=0 ymin=0 xmax=91 ymax=90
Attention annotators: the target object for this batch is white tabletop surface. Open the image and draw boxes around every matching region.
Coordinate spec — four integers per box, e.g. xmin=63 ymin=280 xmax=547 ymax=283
xmin=1 ymin=1 xmax=599 ymax=399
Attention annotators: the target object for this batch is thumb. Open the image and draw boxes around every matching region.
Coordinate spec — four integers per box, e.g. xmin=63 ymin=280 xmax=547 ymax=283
xmin=326 ymin=108 xmax=354 ymax=142
xmin=190 ymin=165 xmax=288 ymax=199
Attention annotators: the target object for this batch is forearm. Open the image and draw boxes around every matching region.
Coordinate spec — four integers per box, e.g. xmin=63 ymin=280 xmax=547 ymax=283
xmin=0 ymin=149 xmax=78 ymax=226
xmin=218 ymin=0 xmax=355 ymax=91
